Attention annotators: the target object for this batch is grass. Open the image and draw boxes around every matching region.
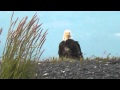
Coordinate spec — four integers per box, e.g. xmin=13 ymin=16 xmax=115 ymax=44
xmin=0 ymin=12 xmax=48 ymax=79
xmin=0 ymin=12 xmax=120 ymax=79
xmin=41 ymin=54 xmax=120 ymax=66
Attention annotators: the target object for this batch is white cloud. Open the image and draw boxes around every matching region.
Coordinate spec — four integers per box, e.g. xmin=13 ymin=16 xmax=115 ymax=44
xmin=114 ymin=33 xmax=120 ymax=37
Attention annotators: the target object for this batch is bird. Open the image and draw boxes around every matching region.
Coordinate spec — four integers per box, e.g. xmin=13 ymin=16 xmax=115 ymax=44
xmin=58 ymin=29 xmax=83 ymax=60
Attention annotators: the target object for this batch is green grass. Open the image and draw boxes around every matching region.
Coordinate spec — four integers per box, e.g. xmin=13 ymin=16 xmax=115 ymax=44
xmin=0 ymin=12 xmax=48 ymax=79
xmin=0 ymin=12 xmax=120 ymax=79
xmin=42 ymin=54 xmax=120 ymax=66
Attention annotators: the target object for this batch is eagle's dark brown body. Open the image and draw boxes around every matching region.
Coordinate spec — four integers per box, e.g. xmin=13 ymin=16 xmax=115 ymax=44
xmin=58 ymin=39 xmax=83 ymax=60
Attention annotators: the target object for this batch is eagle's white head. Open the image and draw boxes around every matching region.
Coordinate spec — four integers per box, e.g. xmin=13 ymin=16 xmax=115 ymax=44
xmin=62 ymin=29 xmax=72 ymax=41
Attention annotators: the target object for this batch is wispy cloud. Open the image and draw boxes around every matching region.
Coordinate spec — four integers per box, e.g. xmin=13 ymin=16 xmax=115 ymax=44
xmin=114 ymin=33 xmax=120 ymax=37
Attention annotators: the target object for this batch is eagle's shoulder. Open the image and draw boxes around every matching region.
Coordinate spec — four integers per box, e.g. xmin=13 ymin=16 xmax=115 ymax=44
xmin=59 ymin=41 xmax=65 ymax=46
xmin=66 ymin=39 xmax=79 ymax=44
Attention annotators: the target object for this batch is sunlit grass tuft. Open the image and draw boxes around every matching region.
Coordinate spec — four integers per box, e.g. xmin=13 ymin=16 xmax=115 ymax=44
xmin=0 ymin=12 xmax=48 ymax=79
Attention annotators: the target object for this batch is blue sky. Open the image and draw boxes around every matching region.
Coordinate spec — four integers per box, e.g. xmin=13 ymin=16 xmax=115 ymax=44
xmin=0 ymin=11 xmax=120 ymax=59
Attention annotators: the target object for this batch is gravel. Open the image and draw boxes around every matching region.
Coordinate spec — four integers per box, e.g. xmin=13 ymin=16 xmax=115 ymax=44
xmin=36 ymin=59 xmax=120 ymax=79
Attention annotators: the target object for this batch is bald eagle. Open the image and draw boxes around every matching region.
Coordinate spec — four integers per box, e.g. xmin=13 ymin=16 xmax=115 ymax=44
xmin=58 ymin=30 xmax=83 ymax=60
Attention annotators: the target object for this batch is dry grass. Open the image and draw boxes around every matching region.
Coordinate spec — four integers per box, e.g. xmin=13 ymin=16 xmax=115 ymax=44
xmin=0 ymin=12 xmax=48 ymax=79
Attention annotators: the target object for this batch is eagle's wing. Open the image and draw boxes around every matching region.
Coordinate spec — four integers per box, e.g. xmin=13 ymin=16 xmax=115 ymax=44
xmin=75 ymin=41 xmax=83 ymax=58
xmin=58 ymin=41 xmax=65 ymax=57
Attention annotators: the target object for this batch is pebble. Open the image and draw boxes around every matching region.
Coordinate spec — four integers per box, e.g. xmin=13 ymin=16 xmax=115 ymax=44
xmin=43 ymin=73 xmax=49 ymax=76
xmin=94 ymin=66 xmax=97 ymax=68
xmin=36 ymin=59 xmax=120 ymax=79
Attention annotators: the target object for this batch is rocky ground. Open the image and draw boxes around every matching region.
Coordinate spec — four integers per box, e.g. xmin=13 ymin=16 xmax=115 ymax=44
xmin=36 ymin=59 xmax=120 ymax=79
